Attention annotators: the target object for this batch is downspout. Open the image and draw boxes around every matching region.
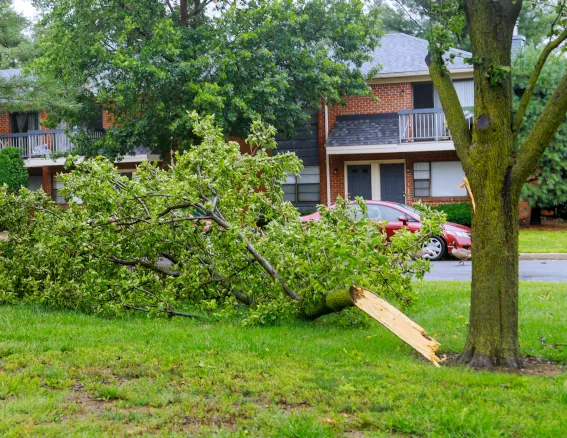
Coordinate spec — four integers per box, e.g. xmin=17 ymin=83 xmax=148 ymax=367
xmin=325 ymin=104 xmax=331 ymax=206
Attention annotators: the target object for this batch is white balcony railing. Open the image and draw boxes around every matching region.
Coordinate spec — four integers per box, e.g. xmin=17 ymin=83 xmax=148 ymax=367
xmin=398 ymin=109 xmax=473 ymax=143
xmin=0 ymin=129 xmax=105 ymax=159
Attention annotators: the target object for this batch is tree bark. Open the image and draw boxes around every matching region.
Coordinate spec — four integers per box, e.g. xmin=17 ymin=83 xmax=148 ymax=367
xmin=530 ymin=207 xmax=542 ymax=226
xmin=301 ymin=288 xmax=355 ymax=320
xmin=459 ymin=177 xmax=522 ymax=368
xmin=180 ymin=0 xmax=188 ymax=26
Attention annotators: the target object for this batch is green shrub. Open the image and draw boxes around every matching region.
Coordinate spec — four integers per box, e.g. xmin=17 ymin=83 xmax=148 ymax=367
xmin=433 ymin=203 xmax=472 ymax=227
xmin=0 ymin=147 xmax=28 ymax=230
xmin=0 ymin=147 xmax=28 ymax=192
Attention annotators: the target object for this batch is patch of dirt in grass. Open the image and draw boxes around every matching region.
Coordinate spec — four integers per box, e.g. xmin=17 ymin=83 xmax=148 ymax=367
xmin=65 ymin=391 xmax=115 ymax=417
xmin=276 ymin=399 xmax=311 ymax=411
xmin=0 ymin=232 xmax=7 ymax=241
xmin=443 ymin=353 xmax=565 ymax=376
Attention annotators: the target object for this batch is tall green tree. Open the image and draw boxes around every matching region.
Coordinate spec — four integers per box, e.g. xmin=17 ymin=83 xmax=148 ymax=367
xmin=0 ymin=1 xmax=76 ymax=115
xmin=427 ymin=0 xmax=567 ymax=368
xmin=32 ymin=0 xmax=382 ymax=158
xmin=380 ymin=0 xmax=470 ymax=49
xmin=514 ymin=46 xmax=567 ymax=224
xmin=518 ymin=2 xmax=559 ymax=46
xmin=0 ymin=0 xmax=39 ymax=68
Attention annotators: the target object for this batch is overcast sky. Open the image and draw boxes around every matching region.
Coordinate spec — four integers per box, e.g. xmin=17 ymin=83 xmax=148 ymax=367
xmin=13 ymin=0 xmax=37 ymax=21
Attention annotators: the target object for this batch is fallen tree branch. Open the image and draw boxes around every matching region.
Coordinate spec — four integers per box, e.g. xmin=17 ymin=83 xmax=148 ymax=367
xmin=232 ymin=289 xmax=256 ymax=307
xmin=109 ymin=257 xmax=181 ymax=277
xmin=202 ymin=206 xmax=300 ymax=301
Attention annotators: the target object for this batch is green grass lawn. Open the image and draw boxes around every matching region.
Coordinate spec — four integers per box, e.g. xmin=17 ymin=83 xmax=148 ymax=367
xmin=1 ymin=281 xmax=566 ymax=437
xmin=519 ymin=229 xmax=567 ymax=253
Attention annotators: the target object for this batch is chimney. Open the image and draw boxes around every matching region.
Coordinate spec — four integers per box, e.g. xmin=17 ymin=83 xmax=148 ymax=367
xmin=512 ymin=23 xmax=526 ymax=56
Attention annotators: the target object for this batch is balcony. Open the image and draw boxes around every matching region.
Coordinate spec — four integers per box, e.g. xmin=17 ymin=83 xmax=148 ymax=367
xmin=0 ymin=129 xmax=105 ymax=159
xmin=398 ymin=108 xmax=473 ymax=143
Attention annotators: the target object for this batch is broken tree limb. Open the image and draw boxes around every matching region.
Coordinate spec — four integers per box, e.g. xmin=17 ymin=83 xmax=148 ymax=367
xmin=302 ymin=285 xmax=441 ymax=366
xmin=302 ymin=288 xmax=355 ymax=320
xmin=350 ymin=286 xmax=441 ymax=367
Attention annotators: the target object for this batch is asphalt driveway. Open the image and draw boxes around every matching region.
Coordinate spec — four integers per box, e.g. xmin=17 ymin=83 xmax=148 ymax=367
xmin=426 ymin=260 xmax=567 ymax=282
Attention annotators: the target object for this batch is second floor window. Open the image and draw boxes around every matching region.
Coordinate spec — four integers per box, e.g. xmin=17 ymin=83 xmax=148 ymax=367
xmin=11 ymin=112 xmax=40 ymax=133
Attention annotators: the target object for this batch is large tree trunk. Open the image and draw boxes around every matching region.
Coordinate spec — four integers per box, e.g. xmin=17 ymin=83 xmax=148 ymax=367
xmin=460 ymin=178 xmax=522 ymax=368
xmin=431 ymin=0 xmax=567 ymax=368
xmin=457 ymin=1 xmax=523 ymax=368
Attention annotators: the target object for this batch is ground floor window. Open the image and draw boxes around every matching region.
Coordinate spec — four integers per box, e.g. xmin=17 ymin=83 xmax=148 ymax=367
xmin=27 ymin=176 xmax=43 ymax=192
xmin=52 ymin=175 xmax=65 ymax=204
xmin=413 ymin=161 xmax=466 ymax=197
xmin=413 ymin=162 xmax=431 ymax=197
xmin=283 ymin=166 xmax=320 ymax=203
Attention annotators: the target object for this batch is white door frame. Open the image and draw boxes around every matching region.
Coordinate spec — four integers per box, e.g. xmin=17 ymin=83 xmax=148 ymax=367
xmin=344 ymin=159 xmax=406 ymax=201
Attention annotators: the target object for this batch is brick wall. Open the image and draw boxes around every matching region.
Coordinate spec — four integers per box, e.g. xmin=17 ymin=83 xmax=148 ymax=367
xmin=326 ymin=150 xmax=469 ymax=206
xmin=102 ymin=107 xmax=115 ymax=129
xmin=318 ymin=83 xmax=414 ymax=205
xmin=40 ymin=110 xmax=48 ymax=129
xmin=42 ymin=166 xmax=54 ymax=198
xmin=0 ymin=113 xmax=11 ymax=134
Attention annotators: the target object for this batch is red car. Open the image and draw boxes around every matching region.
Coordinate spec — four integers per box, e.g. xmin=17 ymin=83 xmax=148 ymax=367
xmin=300 ymin=201 xmax=471 ymax=261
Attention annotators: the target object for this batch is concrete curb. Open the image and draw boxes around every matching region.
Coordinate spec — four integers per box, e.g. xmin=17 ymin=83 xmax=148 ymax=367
xmin=519 ymin=253 xmax=567 ymax=261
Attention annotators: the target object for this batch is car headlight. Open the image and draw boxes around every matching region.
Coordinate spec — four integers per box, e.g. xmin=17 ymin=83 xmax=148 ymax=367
xmin=451 ymin=231 xmax=471 ymax=238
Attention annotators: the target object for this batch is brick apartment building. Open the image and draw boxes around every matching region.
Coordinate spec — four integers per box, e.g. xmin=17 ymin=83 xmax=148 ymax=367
xmin=0 ymin=69 xmax=160 ymax=203
xmin=1 ymin=33 xmax=526 ymax=210
xmin=275 ymin=33 xmax=481 ymax=212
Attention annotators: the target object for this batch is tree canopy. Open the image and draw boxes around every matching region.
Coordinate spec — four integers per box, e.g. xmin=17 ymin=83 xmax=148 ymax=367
xmin=0 ymin=0 xmax=39 ymax=69
xmin=0 ymin=2 xmax=77 ymax=114
xmin=514 ymin=46 xmax=567 ymax=214
xmin=381 ymin=0 xmax=562 ymax=50
xmin=32 ymin=0 xmax=382 ymax=158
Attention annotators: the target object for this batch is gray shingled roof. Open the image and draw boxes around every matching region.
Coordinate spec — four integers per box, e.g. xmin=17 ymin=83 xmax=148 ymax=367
xmin=326 ymin=114 xmax=399 ymax=147
xmin=0 ymin=68 xmax=22 ymax=79
xmin=361 ymin=33 xmax=471 ymax=76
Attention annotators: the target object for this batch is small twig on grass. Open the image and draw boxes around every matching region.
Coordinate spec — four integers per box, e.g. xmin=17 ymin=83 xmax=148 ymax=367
xmin=124 ymin=305 xmax=205 ymax=319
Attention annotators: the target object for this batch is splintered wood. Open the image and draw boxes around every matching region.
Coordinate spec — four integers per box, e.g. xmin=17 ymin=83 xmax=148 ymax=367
xmin=350 ymin=286 xmax=442 ymax=367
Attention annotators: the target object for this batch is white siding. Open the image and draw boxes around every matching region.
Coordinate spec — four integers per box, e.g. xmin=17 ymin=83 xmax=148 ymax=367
xmin=431 ymin=161 xmax=467 ymax=197
xmin=434 ymin=79 xmax=474 ymax=108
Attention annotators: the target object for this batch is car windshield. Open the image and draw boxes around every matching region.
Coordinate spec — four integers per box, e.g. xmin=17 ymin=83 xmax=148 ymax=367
xmin=395 ymin=203 xmax=421 ymax=219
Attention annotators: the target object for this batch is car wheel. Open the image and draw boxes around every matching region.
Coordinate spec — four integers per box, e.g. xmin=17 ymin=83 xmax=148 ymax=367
xmin=422 ymin=236 xmax=446 ymax=261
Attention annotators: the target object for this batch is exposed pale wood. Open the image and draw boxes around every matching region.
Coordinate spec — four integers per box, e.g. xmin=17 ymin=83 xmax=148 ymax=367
xmin=350 ymin=286 xmax=441 ymax=367
xmin=459 ymin=177 xmax=476 ymax=214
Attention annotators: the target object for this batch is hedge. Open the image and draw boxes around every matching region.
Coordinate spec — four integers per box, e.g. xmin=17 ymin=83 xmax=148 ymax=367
xmin=0 ymin=147 xmax=28 ymax=231
xmin=433 ymin=203 xmax=472 ymax=227
xmin=0 ymin=147 xmax=28 ymax=191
